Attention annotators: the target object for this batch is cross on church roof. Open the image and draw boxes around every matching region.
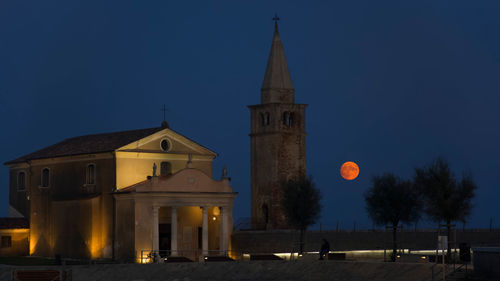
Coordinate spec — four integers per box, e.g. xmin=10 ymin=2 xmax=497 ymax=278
xmin=161 ymin=104 xmax=167 ymax=122
xmin=160 ymin=104 xmax=170 ymax=128
xmin=273 ymin=13 xmax=280 ymax=23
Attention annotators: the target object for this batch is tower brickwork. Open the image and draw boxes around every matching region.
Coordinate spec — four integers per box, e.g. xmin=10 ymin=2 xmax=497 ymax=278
xmin=249 ymin=21 xmax=307 ymax=230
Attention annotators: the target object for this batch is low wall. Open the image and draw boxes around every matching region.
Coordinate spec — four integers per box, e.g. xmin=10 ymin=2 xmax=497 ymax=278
xmin=231 ymin=230 xmax=500 ymax=254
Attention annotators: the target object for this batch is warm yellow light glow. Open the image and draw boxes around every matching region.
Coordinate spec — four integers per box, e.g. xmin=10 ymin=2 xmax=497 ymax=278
xmin=340 ymin=161 xmax=359 ymax=180
xmin=212 ymin=216 xmax=216 ymax=221
xmin=137 ymin=251 xmax=153 ymax=264
xmin=212 ymin=207 xmax=220 ymax=216
xmin=29 ymin=232 xmax=37 ymax=255
xmin=0 ymin=228 xmax=29 ymax=234
xmin=90 ymin=197 xmax=104 ymax=259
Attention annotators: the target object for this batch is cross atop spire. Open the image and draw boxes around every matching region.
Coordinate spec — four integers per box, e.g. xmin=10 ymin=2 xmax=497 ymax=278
xmin=261 ymin=15 xmax=294 ymax=104
xmin=273 ymin=13 xmax=280 ymax=31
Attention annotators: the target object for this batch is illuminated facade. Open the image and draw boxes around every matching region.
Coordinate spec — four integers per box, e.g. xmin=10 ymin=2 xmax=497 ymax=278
xmin=249 ymin=21 xmax=307 ymax=229
xmin=5 ymin=123 xmax=236 ymax=261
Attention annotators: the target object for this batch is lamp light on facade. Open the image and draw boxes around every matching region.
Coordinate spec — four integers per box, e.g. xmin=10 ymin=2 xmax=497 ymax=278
xmin=212 ymin=206 xmax=220 ymax=216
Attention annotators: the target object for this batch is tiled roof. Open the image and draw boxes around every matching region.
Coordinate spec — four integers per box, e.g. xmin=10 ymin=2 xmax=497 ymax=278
xmin=5 ymin=127 xmax=164 ymax=164
xmin=0 ymin=218 xmax=29 ymax=229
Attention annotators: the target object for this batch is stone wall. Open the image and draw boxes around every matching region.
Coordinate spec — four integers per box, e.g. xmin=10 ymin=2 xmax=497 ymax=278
xmin=231 ymin=229 xmax=500 ymax=254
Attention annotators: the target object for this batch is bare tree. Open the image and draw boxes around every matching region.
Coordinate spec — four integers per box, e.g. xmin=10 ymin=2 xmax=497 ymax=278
xmin=281 ymin=176 xmax=322 ymax=254
xmin=414 ymin=158 xmax=477 ymax=260
xmin=364 ymin=173 xmax=422 ymax=261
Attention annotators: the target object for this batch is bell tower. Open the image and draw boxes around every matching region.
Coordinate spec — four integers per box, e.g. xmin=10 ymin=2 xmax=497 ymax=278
xmin=249 ymin=17 xmax=307 ymax=230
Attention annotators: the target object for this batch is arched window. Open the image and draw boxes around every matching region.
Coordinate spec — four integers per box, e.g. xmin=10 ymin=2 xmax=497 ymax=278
xmin=283 ymin=112 xmax=289 ymax=125
xmin=160 ymin=162 xmax=172 ymax=176
xmin=17 ymin=172 xmax=26 ymax=191
xmin=288 ymin=112 xmax=295 ymax=127
xmin=264 ymin=112 xmax=270 ymax=125
xmin=86 ymin=164 xmax=96 ymax=185
xmin=41 ymin=168 xmax=50 ymax=188
xmin=283 ymin=111 xmax=295 ymax=127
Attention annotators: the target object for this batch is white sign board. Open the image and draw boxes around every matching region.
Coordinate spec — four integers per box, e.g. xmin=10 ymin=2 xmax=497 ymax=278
xmin=438 ymin=235 xmax=448 ymax=251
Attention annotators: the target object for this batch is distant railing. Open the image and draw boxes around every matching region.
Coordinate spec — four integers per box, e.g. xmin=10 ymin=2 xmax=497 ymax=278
xmin=139 ymin=249 xmax=233 ymax=263
xmin=234 ymin=217 xmax=499 ymax=232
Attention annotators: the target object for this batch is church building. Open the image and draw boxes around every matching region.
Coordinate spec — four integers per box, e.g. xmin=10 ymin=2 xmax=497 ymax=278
xmin=5 ymin=122 xmax=236 ymax=262
xmin=3 ymin=17 xmax=304 ymax=262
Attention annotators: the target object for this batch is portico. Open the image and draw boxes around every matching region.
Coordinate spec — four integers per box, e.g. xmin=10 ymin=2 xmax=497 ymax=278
xmin=113 ymin=168 xmax=236 ymax=262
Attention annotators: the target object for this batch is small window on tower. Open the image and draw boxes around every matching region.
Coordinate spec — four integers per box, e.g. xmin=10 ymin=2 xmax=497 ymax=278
xmin=264 ymin=112 xmax=270 ymax=125
xmin=289 ymin=112 xmax=295 ymax=127
xmin=17 ymin=171 xmax=26 ymax=191
xmin=283 ymin=112 xmax=295 ymax=127
xmin=283 ymin=112 xmax=289 ymax=125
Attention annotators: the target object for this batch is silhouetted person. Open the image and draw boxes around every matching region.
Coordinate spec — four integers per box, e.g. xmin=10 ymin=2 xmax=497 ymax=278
xmin=319 ymin=239 xmax=330 ymax=260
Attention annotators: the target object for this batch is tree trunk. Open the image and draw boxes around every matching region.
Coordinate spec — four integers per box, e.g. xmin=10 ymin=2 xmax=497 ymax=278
xmin=392 ymin=224 xmax=397 ymax=262
xmin=446 ymin=220 xmax=452 ymax=263
xmin=299 ymin=228 xmax=305 ymax=254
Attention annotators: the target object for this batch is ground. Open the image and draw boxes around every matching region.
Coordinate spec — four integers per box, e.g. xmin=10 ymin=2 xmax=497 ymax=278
xmin=0 ymin=259 xmax=446 ymax=281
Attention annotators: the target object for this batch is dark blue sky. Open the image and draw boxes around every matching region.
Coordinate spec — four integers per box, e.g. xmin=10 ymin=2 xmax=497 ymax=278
xmin=1 ymin=0 xmax=499 ymax=229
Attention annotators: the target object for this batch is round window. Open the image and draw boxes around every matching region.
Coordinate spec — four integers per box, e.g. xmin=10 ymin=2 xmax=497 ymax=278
xmin=160 ymin=139 xmax=170 ymax=152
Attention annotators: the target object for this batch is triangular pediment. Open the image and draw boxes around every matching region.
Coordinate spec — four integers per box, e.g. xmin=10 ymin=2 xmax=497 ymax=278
xmin=116 ymin=128 xmax=217 ymax=157
xmin=131 ymin=168 xmax=233 ymax=193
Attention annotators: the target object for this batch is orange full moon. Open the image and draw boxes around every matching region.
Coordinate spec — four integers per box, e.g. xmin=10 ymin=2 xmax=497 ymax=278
xmin=340 ymin=161 xmax=360 ymax=180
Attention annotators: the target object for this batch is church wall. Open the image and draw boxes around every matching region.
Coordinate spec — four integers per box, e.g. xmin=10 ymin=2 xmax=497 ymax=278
xmin=115 ymin=153 xmax=212 ymax=190
xmin=23 ymin=154 xmax=114 ymax=199
xmin=134 ymin=200 xmax=153 ymax=262
xmin=115 ymin=199 xmax=135 ymax=261
xmin=98 ymin=193 xmax=114 ymax=259
xmin=8 ymin=165 xmax=30 ymax=218
xmin=25 ymin=154 xmax=115 ymax=259
xmin=50 ymin=198 xmax=94 ymax=258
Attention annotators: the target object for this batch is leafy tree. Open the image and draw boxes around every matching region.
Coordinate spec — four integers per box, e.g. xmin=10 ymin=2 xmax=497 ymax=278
xmin=281 ymin=176 xmax=322 ymax=254
xmin=414 ymin=158 xmax=477 ymax=260
xmin=364 ymin=173 xmax=421 ymax=261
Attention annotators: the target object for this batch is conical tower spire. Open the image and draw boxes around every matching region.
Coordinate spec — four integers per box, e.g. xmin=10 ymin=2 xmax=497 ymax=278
xmin=261 ymin=15 xmax=294 ymax=104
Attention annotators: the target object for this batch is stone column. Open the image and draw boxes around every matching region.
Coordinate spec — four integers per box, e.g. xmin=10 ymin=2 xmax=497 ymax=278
xmin=171 ymin=206 xmax=178 ymax=256
xmin=152 ymin=206 xmax=160 ymax=262
xmin=202 ymin=206 xmax=208 ymax=256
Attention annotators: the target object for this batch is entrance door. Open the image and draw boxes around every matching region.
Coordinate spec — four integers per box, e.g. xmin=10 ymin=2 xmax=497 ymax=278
xmin=159 ymin=223 xmax=171 ymax=257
